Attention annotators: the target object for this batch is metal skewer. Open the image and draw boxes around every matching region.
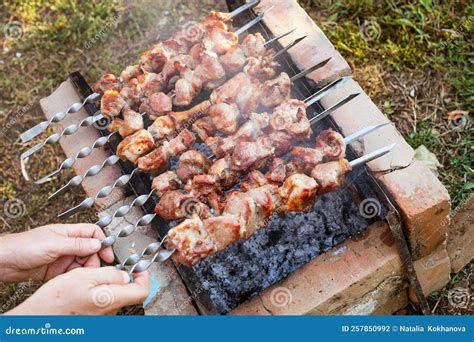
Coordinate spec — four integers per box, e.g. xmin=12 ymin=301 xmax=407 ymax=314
xmin=122 ymin=143 xmax=397 ymax=274
xmin=53 ymin=42 xmax=316 ymax=211
xmin=20 ymin=0 xmax=266 ymax=144
xmin=101 ymin=123 xmax=391 ymax=248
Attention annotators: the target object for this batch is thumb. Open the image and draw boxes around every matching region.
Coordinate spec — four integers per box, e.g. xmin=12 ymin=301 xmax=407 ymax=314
xmin=56 ymin=236 xmax=102 ymax=257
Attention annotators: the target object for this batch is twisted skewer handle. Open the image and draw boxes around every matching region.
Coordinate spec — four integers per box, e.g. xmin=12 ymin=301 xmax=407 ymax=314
xmin=35 ymin=132 xmax=117 ymax=184
xmin=115 ymin=234 xmax=168 ymax=270
xmin=101 ymin=213 xmax=156 ymax=250
xmin=96 ymin=189 xmax=155 ymax=228
xmin=129 ymin=249 xmax=175 ymax=274
xmin=49 ymin=155 xmax=121 ymax=200
xmin=20 ymin=93 xmax=101 ymax=143
xmin=57 ymin=167 xmax=140 ymax=218
xmin=21 ymin=114 xmax=105 ymax=160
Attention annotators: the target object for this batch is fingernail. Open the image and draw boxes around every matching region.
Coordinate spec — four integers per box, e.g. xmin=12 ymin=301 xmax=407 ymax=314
xmin=89 ymin=239 xmax=101 ymax=250
xmin=121 ymin=271 xmax=131 ymax=284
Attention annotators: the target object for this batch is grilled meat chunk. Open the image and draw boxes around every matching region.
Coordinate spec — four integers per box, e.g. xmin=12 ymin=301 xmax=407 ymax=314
xmin=231 ymin=141 xmax=274 ymax=172
xmin=208 ymin=156 xmax=239 ymax=189
xmin=121 ymin=65 xmax=142 ymax=83
xmin=311 ymin=159 xmax=352 ymax=194
xmin=223 ymin=192 xmax=257 ymax=239
xmin=208 ymin=102 xmax=240 ymax=134
xmin=101 ymin=90 xmax=127 ymax=118
xmin=270 ymin=99 xmax=312 ymax=140
xmin=137 ymin=146 xmax=168 ymax=173
xmin=155 ymin=190 xmax=211 ymax=221
xmin=192 ymin=117 xmax=216 ymax=141
xmin=139 ymin=92 xmax=172 ymax=120
xmin=176 ymin=150 xmax=210 ymax=182
xmin=240 ymin=170 xmax=268 ymax=192
xmin=315 ymin=129 xmax=346 ymax=161
xmin=260 ymin=72 xmax=291 ymax=108
xmin=107 ymin=108 xmax=144 ymax=138
xmin=279 ymin=174 xmax=319 ymax=212
xmin=94 ymin=74 xmax=121 ymax=95
xmin=117 ymin=129 xmax=155 ymax=163
xmin=243 ymin=50 xmax=279 ymax=80
xmin=242 ymin=32 xmax=266 ymax=57
xmin=202 ymin=215 xmax=242 ymax=251
xmin=219 ymin=45 xmax=246 ymax=73
xmin=147 ymin=115 xmax=175 ymax=141
xmin=151 ymin=171 xmax=181 ymax=196
xmin=137 ymin=72 xmax=164 ymax=97
xmin=291 ymin=146 xmax=324 ymax=174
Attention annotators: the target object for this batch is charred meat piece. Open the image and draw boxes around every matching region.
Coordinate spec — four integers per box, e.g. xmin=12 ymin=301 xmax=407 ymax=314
xmin=147 ymin=115 xmax=175 ymax=141
xmin=137 ymin=146 xmax=168 ymax=173
xmin=120 ymin=78 xmax=142 ymax=109
xmin=261 ymin=72 xmax=292 ymax=108
xmin=137 ymin=72 xmax=164 ymax=97
xmin=246 ymin=185 xmax=281 ymax=227
xmin=151 ymin=171 xmax=181 ymax=196
xmin=219 ymin=45 xmax=246 ymax=73
xmin=192 ymin=117 xmax=215 ymax=141
xmin=184 ymin=174 xmax=221 ymax=203
xmin=208 ymin=156 xmax=239 ymax=189
xmin=291 ymin=146 xmax=324 ymax=174
xmin=176 ymin=150 xmax=210 ymax=182
xmin=223 ymin=192 xmax=257 ymax=239
xmin=203 ymin=215 xmax=242 ymax=251
xmin=166 ymin=216 xmax=217 ymax=266
xmin=257 ymin=131 xmax=293 ymax=156
xmin=165 ymin=129 xmax=196 ymax=156
xmin=242 ymin=32 xmax=266 ymax=57
xmin=231 ymin=141 xmax=274 ymax=172
xmin=101 ymin=90 xmax=127 ymax=118
xmin=107 ymin=108 xmax=144 ymax=138
xmin=140 ymin=38 xmax=189 ymax=73
xmin=139 ymin=92 xmax=172 ymax=120
xmin=208 ymin=103 xmax=240 ymax=134
xmin=270 ymin=99 xmax=312 ymax=140
xmin=266 ymin=158 xmax=289 ymax=185
xmin=310 ymin=159 xmax=352 ymax=195
xmin=155 ymin=190 xmax=211 ymax=221
xmin=240 ymin=170 xmax=268 ymax=192
xmin=315 ymin=129 xmax=346 ymax=161
xmin=94 ymin=74 xmax=121 ymax=95
xmin=117 ymin=129 xmax=155 ymax=163
xmin=161 ymin=54 xmax=194 ymax=84
xmin=243 ymin=50 xmax=279 ymax=81
xmin=210 ymin=72 xmax=248 ymax=104
xmin=279 ymin=173 xmax=319 ymax=212
xmin=121 ymin=65 xmax=142 ymax=83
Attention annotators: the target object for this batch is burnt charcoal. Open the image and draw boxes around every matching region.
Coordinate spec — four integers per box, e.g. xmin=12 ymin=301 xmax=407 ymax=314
xmin=193 ymin=187 xmax=369 ymax=314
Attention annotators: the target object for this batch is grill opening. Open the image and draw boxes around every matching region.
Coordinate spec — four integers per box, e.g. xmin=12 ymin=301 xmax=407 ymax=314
xmin=69 ymin=3 xmax=389 ymax=314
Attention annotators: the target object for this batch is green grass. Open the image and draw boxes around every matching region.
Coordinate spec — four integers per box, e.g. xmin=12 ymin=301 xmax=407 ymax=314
xmin=301 ymin=0 xmax=473 ymax=208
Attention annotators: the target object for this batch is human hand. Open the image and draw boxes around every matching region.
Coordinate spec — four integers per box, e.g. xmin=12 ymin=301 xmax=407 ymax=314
xmin=7 ymin=267 xmax=150 ymax=315
xmin=0 ymin=224 xmax=114 ymax=283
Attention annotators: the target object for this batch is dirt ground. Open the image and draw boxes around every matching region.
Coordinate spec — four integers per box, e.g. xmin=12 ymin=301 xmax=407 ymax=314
xmin=0 ymin=0 xmax=472 ymax=315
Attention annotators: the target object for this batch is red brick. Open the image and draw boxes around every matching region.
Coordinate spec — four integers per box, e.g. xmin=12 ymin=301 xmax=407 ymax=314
xmin=40 ymin=80 xmax=125 ymax=209
xmin=255 ymin=0 xmax=351 ymax=86
xmin=378 ymin=161 xmax=451 ymax=259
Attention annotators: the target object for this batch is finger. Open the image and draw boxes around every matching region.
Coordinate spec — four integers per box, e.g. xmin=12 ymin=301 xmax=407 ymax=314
xmin=83 ymin=266 xmax=130 ymax=285
xmin=57 ymin=236 xmax=102 ymax=257
xmin=98 ymin=246 xmax=115 ymax=264
xmin=105 ymin=271 xmax=150 ymax=308
xmin=50 ymin=223 xmax=102 ymax=239
xmin=84 ymin=254 xmax=101 ymax=268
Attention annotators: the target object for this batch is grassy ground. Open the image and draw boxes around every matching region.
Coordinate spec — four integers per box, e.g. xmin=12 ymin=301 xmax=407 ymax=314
xmin=0 ymin=0 xmax=472 ymax=314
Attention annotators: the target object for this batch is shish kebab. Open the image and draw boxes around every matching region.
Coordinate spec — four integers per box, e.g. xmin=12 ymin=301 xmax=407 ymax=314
xmin=125 ymin=143 xmax=396 ymax=271
xmin=57 ymin=77 xmax=353 ymax=219
xmin=106 ymin=123 xmax=389 ymax=257
xmin=21 ymin=10 xmax=284 ymax=162
xmin=52 ymin=57 xmax=332 ymax=206
xmin=94 ymin=86 xmax=361 ymax=231
xmin=19 ymin=0 xmax=261 ymax=142
xmin=29 ymin=29 xmax=300 ymax=184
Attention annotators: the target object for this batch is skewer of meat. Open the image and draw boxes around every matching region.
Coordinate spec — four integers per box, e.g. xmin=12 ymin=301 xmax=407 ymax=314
xmin=21 ymin=13 xmax=275 ymax=163
xmin=102 ymin=123 xmax=389 ymax=252
xmin=126 ymin=143 xmax=396 ymax=270
xmin=19 ymin=1 xmax=261 ymax=143
xmin=31 ymin=31 xmax=300 ymax=185
xmin=54 ymin=58 xmax=334 ymax=215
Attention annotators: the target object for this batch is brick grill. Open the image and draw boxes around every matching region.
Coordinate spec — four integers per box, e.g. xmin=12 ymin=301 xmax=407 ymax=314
xmin=40 ymin=0 xmax=455 ymax=315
